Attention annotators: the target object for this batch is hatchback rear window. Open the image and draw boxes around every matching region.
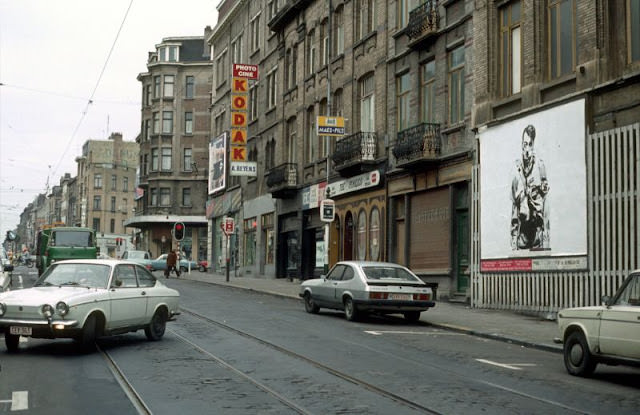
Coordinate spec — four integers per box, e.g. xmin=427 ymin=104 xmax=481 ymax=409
xmin=363 ymin=266 xmax=420 ymax=282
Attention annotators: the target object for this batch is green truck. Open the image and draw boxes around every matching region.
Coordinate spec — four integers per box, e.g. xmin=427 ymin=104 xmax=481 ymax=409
xmin=36 ymin=227 xmax=97 ymax=276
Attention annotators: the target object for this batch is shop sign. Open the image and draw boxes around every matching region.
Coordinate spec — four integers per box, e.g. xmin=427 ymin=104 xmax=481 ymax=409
xmin=326 ymin=170 xmax=380 ymax=197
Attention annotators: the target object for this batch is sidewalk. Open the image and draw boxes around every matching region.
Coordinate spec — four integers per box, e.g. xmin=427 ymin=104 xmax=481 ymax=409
xmin=178 ymin=270 xmax=562 ymax=354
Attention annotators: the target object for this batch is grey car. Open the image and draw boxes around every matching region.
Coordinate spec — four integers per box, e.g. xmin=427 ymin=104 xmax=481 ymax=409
xmin=299 ymin=261 xmax=435 ymax=322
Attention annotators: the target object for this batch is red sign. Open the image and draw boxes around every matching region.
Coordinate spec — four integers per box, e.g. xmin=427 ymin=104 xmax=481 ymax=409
xmin=221 ymin=217 xmax=235 ymax=235
xmin=233 ymin=64 xmax=259 ymax=80
xmin=480 ymin=259 xmax=533 ymax=272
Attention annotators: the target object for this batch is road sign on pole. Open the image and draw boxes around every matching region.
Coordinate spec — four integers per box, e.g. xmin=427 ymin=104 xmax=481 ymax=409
xmin=320 ymin=199 xmax=335 ymax=222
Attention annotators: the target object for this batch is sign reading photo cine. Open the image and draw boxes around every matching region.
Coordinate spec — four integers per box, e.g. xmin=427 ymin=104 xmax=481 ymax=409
xmin=479 ymin=99 xmax=586 ymax=259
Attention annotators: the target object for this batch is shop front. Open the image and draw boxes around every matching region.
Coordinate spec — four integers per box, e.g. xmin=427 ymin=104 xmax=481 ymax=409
xmin=206 ymin=188 xmax=242 ymax=274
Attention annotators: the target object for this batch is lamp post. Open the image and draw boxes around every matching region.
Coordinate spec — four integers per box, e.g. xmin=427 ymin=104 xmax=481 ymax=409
xmin=324 ymin=0 xmax=333 ymax=275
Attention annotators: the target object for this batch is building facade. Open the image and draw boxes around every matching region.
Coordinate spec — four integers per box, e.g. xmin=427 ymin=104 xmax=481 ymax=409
xmin=471 ymin=0 xmax=640 ymax=313
xmin=128 ymin=34 xmax=213 ymax=261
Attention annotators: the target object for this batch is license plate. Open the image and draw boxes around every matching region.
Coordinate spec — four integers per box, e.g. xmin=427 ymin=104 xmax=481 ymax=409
xmin=10 ymin=326 xmax=32 ymax=336
xmin=389 ymin=293 xmax=411 ymax=301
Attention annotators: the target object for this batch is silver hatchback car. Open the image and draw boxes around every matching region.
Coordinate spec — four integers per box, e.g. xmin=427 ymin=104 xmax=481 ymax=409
xmin=300 ymin=261 xmax=435 ymax=322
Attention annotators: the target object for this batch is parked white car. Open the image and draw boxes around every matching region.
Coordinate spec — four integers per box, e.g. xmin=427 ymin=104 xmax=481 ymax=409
xmin=0 ymin=259 xmax=180 ymax=352
xmin=556 ymin=269 xmax=640 ymax=376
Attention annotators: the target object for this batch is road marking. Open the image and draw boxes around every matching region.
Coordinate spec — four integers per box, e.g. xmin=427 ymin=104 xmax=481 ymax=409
xmin=0 ymin=391 xmax=29 ymax=411
xmin=365 ymin=330 xmax=465 ymax=336
xmin=476 ymin=358 xmax=537 ymax=370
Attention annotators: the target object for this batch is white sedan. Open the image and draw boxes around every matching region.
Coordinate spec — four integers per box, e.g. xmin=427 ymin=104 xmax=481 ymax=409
xmin=556 ymin=269 xmax=640 ymax=376
xmin=0 ymin=259 xmax=180 ymax=352
xmin=300 ymin=261 xmax=435 ymax=322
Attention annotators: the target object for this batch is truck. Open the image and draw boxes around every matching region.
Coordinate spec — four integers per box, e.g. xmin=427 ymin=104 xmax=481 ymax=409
xmin=36 ymin=226 xmax=97 ymax=276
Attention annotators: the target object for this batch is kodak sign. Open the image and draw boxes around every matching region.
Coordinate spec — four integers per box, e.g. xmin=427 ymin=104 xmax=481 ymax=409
xmin=229 ymin=63 xmax=257 ymax=168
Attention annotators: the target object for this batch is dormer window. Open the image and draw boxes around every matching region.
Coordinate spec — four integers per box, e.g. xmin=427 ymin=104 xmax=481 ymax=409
xmin=158 ymin=45 xmax=179 ymax=62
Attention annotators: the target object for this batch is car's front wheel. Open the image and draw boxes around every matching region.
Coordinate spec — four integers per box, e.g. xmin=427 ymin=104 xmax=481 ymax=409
xmin=145 ymin=310 xmax=167 ymax=341
xmin=5 ymin=332 xmax=19 ymax=352
xmin=564 ymin=331 xmax=597 ymax=376
xmin=344 ymin=297 xmax=359 ymax=321
xmin=78 ymin=314 xmax=97 ymax=352
xmin=403 ymin=311 xmax=421 ymax=322
xmin=304 ymin=292 xmax=319 ymax=314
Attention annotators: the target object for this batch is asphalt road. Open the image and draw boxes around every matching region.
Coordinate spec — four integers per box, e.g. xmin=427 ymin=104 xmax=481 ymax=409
xmin=1 ymin=267 xmax=638 ymax=414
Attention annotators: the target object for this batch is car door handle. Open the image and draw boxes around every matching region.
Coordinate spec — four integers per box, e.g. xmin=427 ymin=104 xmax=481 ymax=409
xmin=141 ymin=291 xmax=147 ymax=296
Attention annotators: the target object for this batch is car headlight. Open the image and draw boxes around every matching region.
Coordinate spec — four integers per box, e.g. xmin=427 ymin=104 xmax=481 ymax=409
xmin=0 ymin=303 xmax=6 ymax=317
xmin=41 ymin=304 xmax=54 ymax=318
xmin=56 ymin=301 xmax=69 ymax=316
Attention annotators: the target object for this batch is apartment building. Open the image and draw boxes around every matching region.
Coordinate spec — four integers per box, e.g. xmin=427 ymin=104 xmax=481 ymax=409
xmin=128 ymin=34 xmax=213 ymax=261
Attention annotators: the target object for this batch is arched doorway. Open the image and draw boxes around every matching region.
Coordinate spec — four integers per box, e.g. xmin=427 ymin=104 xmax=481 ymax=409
xmin=343 ymin=212 xmax=354 ymax=260
xmin=330 ymin=216 xmax=340 ymax=266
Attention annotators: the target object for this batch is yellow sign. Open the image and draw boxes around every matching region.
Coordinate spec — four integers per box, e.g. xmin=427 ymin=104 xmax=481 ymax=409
xmin=232 ymin=77 xmax=248 ymax=93
xmin=317 ymin=116 xmax=345 ymax=136
xmin=231 ymin=94 xmax=248 ymax=110
xmin=231 ymin=146 xmax=247 ymax=161
xmin=231 ymin=129 xmax=247 ymax=145
xmin=231 ymin=112 xmax=247 ymax=128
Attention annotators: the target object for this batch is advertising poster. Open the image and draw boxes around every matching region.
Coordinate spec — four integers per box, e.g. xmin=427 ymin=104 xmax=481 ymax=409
xmin=479 ymin=99 xmax=587 ymax=260
xmin=208 ymin=132 xmax=227 ymax=195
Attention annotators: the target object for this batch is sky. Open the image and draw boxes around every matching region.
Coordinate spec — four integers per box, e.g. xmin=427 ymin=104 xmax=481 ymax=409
xmin=0 ymin=0 xmax=218 ymax=239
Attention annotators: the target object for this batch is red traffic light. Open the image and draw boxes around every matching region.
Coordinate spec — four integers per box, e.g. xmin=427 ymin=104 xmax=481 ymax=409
xmin=173 ymin=222 xmax=185 ymax=241
xmin=175 ymin=224 xmax=183 ymax=231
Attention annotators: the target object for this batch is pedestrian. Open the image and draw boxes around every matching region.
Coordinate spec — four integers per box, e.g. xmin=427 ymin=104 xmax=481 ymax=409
xmin=165 ymin=249 xmax=181 ymax=278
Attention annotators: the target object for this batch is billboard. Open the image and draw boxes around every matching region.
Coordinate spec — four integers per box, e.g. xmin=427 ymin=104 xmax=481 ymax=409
xmin=208 ymin=132 xmax=227 ymax=195
xmin=479 ymin=99 xmax=586 ymax=260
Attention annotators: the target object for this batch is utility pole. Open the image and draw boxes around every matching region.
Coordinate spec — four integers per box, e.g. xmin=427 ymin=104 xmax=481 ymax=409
xmin=323 ymin=0 xmax=333 ymax=275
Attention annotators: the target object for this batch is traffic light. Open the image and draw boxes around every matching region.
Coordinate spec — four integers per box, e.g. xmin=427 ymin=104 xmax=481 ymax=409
xmin=173 ymin=222 xmax=185 ymax=241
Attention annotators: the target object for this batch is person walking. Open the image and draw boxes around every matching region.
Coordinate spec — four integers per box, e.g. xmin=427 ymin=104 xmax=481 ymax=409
xmin=165 ymin=249 xmax=181 ymax=278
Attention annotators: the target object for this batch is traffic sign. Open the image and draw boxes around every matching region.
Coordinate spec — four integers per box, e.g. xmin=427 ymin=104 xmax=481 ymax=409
xmin=221 ymin=217 xmax=235 ymax=235
xmin=320 ymin=199 xmax=335 ymax=222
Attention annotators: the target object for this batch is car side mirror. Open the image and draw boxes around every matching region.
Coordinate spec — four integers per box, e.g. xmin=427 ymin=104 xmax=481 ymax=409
xmin=601 ymin=295 xmax=611 ymax=306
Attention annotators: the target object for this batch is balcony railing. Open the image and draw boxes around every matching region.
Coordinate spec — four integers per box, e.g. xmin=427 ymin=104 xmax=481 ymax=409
xmin=393 ymin=123 xmax=441 ymax=167
xmin=407 ymin=1 xmax=439 ymax=42
xmin=331 ymin=132 xmax=377 ymax=172
xmin=267 ymin=163 xmax=298 ymax=197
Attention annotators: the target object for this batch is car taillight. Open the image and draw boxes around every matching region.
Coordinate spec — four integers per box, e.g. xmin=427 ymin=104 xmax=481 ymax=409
xmin=413 ymin=293 xmax=431 ymax=301
xmin=369 ymin=292 xmax=388 ymax=299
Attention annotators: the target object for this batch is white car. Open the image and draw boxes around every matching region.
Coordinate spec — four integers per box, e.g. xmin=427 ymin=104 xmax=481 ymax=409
xmin=556 ymin=269 xmax=640 ymax=376
xmin=0 ymin=259 xmax=180 ymax=352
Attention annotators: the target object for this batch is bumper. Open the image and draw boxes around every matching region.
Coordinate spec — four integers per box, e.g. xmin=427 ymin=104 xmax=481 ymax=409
xmin=352 ymin=299 xmax=436 ymax=311
xmin=0 ymin=318 xmax=80 ymax=338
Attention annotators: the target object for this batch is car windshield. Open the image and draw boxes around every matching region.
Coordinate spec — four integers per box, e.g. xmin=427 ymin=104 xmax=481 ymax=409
xmin=51 ymin=230 xmax=93 ymax=247
xmin=362 ymin=266 xmax=421 ymax=282
xmin=35 ymin=263 xmax=111 ymax=289
xmin=128 ymin=251 xmax=148 ymax=259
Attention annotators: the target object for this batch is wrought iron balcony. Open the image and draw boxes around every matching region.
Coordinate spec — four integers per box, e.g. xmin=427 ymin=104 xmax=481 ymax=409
xmin=267 ymin=163 xmax=298 ymax=198
xmin=331 ymin=131 xmax=377 ymax=176
xmin=393 ymin=123 xmax=441 ymax=169
xmin=406 ymin=1 xmax=439 ymax=46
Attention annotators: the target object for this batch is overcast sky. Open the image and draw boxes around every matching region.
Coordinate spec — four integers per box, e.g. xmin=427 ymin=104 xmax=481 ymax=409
xmin=0 ymin=0 xmax=218 ymax=240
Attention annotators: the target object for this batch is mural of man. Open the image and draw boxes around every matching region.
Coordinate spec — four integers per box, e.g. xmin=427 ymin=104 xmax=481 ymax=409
xmin=511 ymin=125 xmax=550 ymax=250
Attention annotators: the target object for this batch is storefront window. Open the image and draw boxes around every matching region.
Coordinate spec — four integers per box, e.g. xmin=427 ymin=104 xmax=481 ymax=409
xmin=244 ymin=217 xmax=257 ymax=266
xmin=370 ymin=207 xmax=380 ymax=261
xmin=357 ymin=210 xmax=367 ymax=260
xmin=262 ymin=213 xmax=274 ymax=265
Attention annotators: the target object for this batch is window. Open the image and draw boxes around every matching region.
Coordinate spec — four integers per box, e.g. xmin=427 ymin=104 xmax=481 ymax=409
xmin=123 ymin=177 xmax=128 ymax=192
xmin=360 ymin=74 xmax=375 ymax=132
xmin=251 ymin=14 xmax=261 ymax=52
xmin=334 ymin=5 xmax=344 ymax=56
xmin=286 ymin=117 xmax=297 ymax=163
xmin=398 ymin=0 xmax=420 ymax=28
xmin=357 ymin=210 xmax=367 ymax=260
xmin=183 ymin=148 xmax=192 ymax=171
xmin=267 ymin=69 xmax=277 ymax=108
xmin=548 ymin=0 xmax=576 ymax=79
xmin=285 ymin=47 xmax=297 ymax=90
xmin=110 ymin=196 xmax=116 ymax=212
xmin=94 ymin=174 xmax=102 ymax=189
xmin=150 ymin=188 xmax=158 ymax=206
xmin=449 ymin=45 xmax=465 ymax=124
xmin=151 ymin=148 xmax=159 ymax=171
xmin=421 ymin=60 xmax=436 ymax=123
xmin=159 ymin=188 xmax=170 ymax=206
xmin=145 ymin=84 xmax=151 ymax=105
xmin=319 ymin=98 xmax=328 ymax=158
xmin=162 ymin=111 xmax=173 ymax=134
xmin=114 ymin=264 xmax=137 ymax=287
xmin=111 ymin=174 xmax=117 ymax=191
xmin=185 ymin=75 xmax=195 ymax=98
xmin=110 ymin=218 xmax=115 ymax=233
xmin=397 ymin=72 xmax=411 ymax=132
xmin=152 ymin=112 xmax=159 ymax=134
xmin=320 ymin=19 xmax=329 ymax=66
xmin=215 ymin=111 xmax=225 ymax=136
xmin=305 ymin=106 xmax=316 ymax=163
xmin=161 ymin=147 xmax=172 ymax=170
xmin=628 ymin=0 xmax=640 ymax=62
xmin=158 ymin=45 xmax=179 ymax=62
xmin=267 ymin=0 xmax=278 ymax=20
xmin=262 ymin=213 xmax=275 ymax=265
xmin=266 ymin=138 xmax=276 ymax=170
xmin=306 ymin=29 xmax=316 ymax=75
xmin=153 ymin=76 xmax=160 ymax=98
xmin=182 ymin=188 xmax=191 ymax=206
xmin=216 ymin=50 xmax=227 ymax=85
xmin=93 ymin=196 xmax=101 ymax=211
xmin=333 ymin=88 xmax=343 ymax=117
xmin=356 ymin=0 xmax=375 ymax=40
xmin=231 ymin=35 xmax=243 ymax=63
xmin=244 ymin=218 xmax=257 ymax=266
xmin=92 ymin=218 xmax=100 ymax=232
xmin=144 ymin=119 xmax=151 ymax=141
xmin=163 ymin=75 xmax=174 ymax=97
xmin=249 ymin=83 xmax=259 ymax=120
xmin=185 ymin=111 xmax=193 ymax=134
xmin=142 ymin=154 xmax=148 ymax=175
xmin=370 ymin=207 xmax=380 ymax=261
xmin=122 ymin=198 xmax=127 ymax=213
xmin=500 ymin=1 xmax=522 ymax=96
